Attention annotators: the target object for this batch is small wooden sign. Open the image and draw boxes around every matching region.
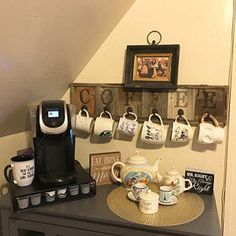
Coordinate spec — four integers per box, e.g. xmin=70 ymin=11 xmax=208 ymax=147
xmin=89 ymin=151 xmax=121 ymax=185
xmin=185 ymin=168 xmax=215 ymax=195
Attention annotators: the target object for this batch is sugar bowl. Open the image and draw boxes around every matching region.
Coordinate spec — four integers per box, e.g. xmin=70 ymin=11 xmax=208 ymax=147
xmin=139 ymin=190 xmax=159 ymax=214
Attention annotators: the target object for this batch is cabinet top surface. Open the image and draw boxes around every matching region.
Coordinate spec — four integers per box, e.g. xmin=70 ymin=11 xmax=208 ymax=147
xmin=0 ymin=184 xmax=221 ymax=236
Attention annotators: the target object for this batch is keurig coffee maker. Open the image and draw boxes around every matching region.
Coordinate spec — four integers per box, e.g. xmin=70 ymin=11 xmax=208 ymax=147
xmin=33 ymin=100 xmax=76 ymax=186
xmin=7 ymin=100 xmax=96 ymax=213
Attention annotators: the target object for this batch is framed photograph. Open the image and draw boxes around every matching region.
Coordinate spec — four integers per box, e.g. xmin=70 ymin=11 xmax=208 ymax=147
xmin=124 ymin=45 xmax=180 ymax=90
xmin=89 ymin=151 xmax=121 ymax=185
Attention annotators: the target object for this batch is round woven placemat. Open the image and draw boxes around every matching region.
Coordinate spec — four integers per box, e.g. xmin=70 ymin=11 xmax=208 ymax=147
xmin=107 ymin=185 xmax=205 ymax=227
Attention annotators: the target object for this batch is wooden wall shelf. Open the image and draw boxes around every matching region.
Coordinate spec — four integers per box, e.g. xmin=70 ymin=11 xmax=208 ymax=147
xmin=70 ymin=83 xmax=228 ymax=126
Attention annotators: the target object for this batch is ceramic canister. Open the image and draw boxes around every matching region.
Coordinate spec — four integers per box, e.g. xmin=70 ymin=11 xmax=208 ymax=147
xmin=139 ymin=190 xmax=159 ymax=214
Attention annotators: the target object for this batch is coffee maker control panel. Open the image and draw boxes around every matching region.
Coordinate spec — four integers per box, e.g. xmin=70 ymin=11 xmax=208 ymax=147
xmin=39 ymin=100 xmax=68 ymax=134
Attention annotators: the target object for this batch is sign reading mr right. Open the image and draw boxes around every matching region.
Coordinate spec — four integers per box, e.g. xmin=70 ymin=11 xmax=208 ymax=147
xmin=185 ymin=168 xmax=214 ymax=195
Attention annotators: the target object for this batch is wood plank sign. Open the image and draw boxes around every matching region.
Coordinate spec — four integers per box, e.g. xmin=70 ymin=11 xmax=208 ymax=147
xmin=89 ymin=152 xmax=121 ymax=185
xmin=71 ymin=83 xmax=228 ymax=126
xmin=185 ymin=168 xmax=215 ymax=195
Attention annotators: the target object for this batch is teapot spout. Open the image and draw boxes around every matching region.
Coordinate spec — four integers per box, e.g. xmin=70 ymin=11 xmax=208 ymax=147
xmin=152 ymin=158 xmax=163 ymax=184
xmin=153 ymin=158 xmax=161 ymax=172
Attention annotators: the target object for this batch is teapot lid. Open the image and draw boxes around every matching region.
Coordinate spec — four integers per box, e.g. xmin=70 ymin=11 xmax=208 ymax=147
xmin=166 ymin=167 xmax=179 ymax=176
xmin=126 ymin=151 xmax=148 ymax=165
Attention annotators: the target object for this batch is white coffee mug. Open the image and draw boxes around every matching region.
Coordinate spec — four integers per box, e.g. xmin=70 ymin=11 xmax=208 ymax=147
xmin=214 ymin=126 xmax=225 ymax=144
xmin=141 ymin=113 xmax=167 ymax=144
xmin=76 ymin=109 xmax=94 ymax=134
xmin=159 ymin=186 xmax=177 ymax=203
xmin=117 ymin=112 xmax=138 ymax=136
xmin=94 ymin=111 xmax=114 ymax=138
xmin=4 ymin=154 xmax=35 ymax=187
xmin=171 ymin=115 xmax=193 ymax=142
xmin=198 ymin=113 xmax=224 ymax=144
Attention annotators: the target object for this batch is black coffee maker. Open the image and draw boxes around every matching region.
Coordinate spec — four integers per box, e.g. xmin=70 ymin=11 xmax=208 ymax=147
xmin=33 ymin=100 xmax=76 ymax=186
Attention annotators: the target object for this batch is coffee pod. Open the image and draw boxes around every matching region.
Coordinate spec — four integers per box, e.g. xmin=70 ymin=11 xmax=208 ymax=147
xmin=81 ymin=183 xmax=90 ymax=194
xmin=69 ymin=185 xmax=79 ymax=196
xmin=57 ymin=187 xmax=67 ymax=199
xmin=117 ymin=112 xmax=138 ymax=136
xmin=17 ymin=196 xmax=29 ymax=209
xmin=45 ymin=190 xmax=56 ymax=202
xmin=30 ymin=193 xmax=41 ymax=206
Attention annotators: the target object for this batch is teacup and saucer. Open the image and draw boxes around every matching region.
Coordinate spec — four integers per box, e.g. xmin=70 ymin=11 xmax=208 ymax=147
xmin=159 ymin=186 xmax=178 ymax=206
xmin=127 ymin=182 xmax=148 ymax=202
xmin=127 ymin=191 xmax=139 ymax=202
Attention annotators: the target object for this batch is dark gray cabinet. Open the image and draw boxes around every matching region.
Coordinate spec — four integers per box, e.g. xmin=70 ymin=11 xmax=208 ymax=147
xmin=0 ymin=185 xmax=221 ymax=236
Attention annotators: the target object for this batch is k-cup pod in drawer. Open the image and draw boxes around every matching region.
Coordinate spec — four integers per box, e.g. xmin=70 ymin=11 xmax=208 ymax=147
xmin=17 ymin=196 xmax=29 ymax=209
xmin=69 ymin=185 xmax=79 ymax=196
xmin=30 ymin=193 xmax=41 ymax=206
xmin=81 ymin=183 xmax=90 ymax=194
xmin=57 ymin=187 xmax=67 ymax=199
xmin=45 ymin=190 xmax=56 ymax=202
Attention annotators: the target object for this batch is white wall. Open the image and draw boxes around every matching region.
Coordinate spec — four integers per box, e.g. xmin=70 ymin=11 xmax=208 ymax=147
xmin=74 ymin=0 xmax=233 ymax=231
xmin=223 ymin=0 xmax=236 ymax=234
xmin=0 ymin=132 xmax=27 ymax=195
xmin=0 ymin=0 xmax=134 ymax=136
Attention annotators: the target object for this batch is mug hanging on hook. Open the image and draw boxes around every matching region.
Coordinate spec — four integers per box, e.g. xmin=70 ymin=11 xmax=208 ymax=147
xmin=117 ymin=110 xmax=138 ymax=137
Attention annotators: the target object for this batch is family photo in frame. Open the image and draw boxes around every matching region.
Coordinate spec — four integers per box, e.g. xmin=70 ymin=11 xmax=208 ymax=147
xmin=124 ymin=45 xmax=180 ymax=90
xmin=134 ymin=54 xmax=171 ymax=81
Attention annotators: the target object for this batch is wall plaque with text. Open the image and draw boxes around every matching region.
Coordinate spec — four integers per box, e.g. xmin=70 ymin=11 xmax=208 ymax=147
xmin=185 ymin=168 xmax=215 ymax=195
xmin=89 ymin=152 xmax=121 ymax=185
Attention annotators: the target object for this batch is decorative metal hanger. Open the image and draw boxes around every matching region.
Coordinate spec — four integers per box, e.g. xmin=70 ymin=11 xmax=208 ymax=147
xmin=146 ymin=30 xmax=162 ymax=46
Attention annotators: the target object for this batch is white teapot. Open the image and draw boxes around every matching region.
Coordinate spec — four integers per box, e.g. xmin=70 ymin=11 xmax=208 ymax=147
xmin=111 ymin=151 xmax=162 ymax=188
xmin=161 ymin=167 xmax=192 ymax=195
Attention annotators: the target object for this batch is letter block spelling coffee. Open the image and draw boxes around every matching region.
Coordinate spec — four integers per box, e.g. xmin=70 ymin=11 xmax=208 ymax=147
xmin=185 ymin=168 xmax=214 ymax=195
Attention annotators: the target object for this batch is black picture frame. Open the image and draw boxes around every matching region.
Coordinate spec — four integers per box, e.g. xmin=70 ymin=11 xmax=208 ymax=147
xmin=124 ymin=44 xmax=180 ymax=90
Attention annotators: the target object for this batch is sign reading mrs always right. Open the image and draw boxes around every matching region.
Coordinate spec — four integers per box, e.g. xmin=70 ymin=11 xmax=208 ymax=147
xmin=185 ymin=168 xmax=215 ymax=195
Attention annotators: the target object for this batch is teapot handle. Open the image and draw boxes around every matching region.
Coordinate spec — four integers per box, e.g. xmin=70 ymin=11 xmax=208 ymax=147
xmin=184 ymin=179 xmax=193 ymax=191
xmin=111 ymin=162 xmax=125 ymax=183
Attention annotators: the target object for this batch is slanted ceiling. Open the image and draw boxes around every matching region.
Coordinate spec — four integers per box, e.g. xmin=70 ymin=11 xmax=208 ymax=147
xmin=0 ymin=0 xmax=134 ymax=137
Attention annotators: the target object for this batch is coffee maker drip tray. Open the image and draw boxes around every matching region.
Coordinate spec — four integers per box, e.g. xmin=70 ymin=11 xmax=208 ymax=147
xmin=38 ymin=170 xmax=76 ymax=187
xmin=8 ymin=161 xmax=96 ymax=212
